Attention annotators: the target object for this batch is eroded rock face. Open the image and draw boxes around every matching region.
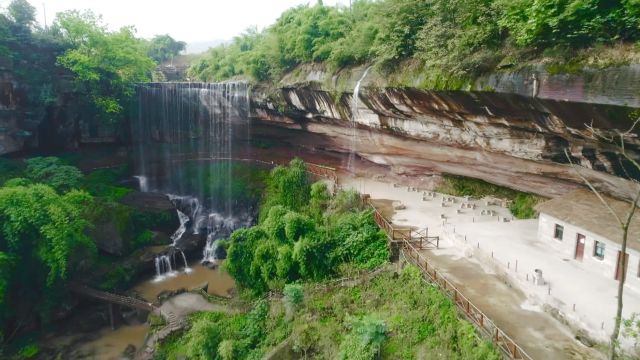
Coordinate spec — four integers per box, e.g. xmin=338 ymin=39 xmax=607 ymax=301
xmin=251 ymin=83 xmax=640 ymax=200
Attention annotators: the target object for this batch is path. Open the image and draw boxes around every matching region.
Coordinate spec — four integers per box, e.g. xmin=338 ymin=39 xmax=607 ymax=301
xmin=342 ymin=176 xmax=605 ymax=360
xmin=137 ymin=292 xmax=234 ymax=360
xmin=421 ymin=249 xmax=602 ymax=359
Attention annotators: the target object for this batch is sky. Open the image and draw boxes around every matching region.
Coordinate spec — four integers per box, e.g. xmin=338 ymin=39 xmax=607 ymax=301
xmin=16 ymin=0 xmax=350 ymax=45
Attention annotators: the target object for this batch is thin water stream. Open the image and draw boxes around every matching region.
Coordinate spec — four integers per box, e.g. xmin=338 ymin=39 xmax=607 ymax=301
xmin=135 ymin=261 xmax=235 ymax=301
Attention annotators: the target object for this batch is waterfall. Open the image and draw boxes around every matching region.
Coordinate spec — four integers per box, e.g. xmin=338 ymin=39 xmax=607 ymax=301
xmin=133 ymin=82 xmax=256 ymax=270
xmin=170 ymin=209 xmax=190 ymax=245
xmin=154 ymin=255 xmax=174 ymax=280
xmin=348 ymin=66 xmax=372 ymax=171
xmin=134 ymin=175 xmax=149 ymax=192
xmin=178 ymin=249 xmax=192 ymax=273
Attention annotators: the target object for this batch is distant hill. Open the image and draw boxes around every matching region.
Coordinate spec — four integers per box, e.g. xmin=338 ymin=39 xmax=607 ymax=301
xmin=186 ymin=40 xmax=226 ymax=54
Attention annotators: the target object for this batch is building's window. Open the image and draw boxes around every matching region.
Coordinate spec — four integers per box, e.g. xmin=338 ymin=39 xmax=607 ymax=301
xmin=594 ymin=241 xmax=605 ymax=260
xmin=553 ymin=224 xmax=564 ymax=240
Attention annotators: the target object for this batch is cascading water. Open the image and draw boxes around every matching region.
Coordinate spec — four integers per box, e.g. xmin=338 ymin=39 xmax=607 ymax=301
xmin=133 ymin=82 xmax=255 ymax=272
xmin=178 ymin=249 xmax=192 ymax=273
xmin=134 ymin=175 xmax=149 ymax=192
xmin=154 ymin=255 xmax=174 ymax=280
xmin=347 ymin=66 xmax=372 ymax=172
xmin=170 ymin=210 xmax=190 ymax=245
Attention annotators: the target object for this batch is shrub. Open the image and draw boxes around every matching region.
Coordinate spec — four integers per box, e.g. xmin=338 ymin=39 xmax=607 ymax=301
xmin=339 ymin=314 xmax=387 ymax=360
xmin=25 ymin=157 xmax=83 ymax=193
xmin=283 ymin=283 xmax=304 ymax=309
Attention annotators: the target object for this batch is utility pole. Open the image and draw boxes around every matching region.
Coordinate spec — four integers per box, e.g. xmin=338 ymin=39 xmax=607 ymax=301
xmin=42 ymin=2 xmax=47 ymax=30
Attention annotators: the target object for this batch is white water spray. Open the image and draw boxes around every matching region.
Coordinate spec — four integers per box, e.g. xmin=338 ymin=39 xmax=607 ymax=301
xmin=348 ymin=66 xmax=372 ymax=171
xmin=133 ymin=175 xmax=149 ymax=192
xmin=170 ymin=210 xmax=190 ymax=245
xmin=154 ymin=255 xmax=175 ymax=280
xmin=178 ymin=249 xmax=192 ymax=273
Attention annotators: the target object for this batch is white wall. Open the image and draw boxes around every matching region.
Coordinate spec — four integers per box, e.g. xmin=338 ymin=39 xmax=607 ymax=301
xmin=538 ymin=213 xmax=640 ymax=294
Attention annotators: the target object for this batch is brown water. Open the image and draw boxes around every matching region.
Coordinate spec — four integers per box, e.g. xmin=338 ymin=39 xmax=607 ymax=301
xmin=133 ymin=261 xmax=235 ymax=301
xmin=74 ymin=322 xmax=148 ymax=360
xmin=49 ymin=262 xmax=235 ymax=359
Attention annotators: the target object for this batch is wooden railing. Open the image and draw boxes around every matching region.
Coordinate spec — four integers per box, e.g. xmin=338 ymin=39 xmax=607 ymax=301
xmin=69 ymin=283 xmax=156 ymax=312
xmin=370 ymin=203 xmax=440 ymax=249
xmin=368 ymin=201 xmax=533 ymax=360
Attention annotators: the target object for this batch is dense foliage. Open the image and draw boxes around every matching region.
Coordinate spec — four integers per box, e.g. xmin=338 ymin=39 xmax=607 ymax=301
xmin=436 ymin=174 xmax=543 ymax=219
xmin=0 ymin=181 xmax=95 ymax=349
xmin=159 ymin=265 xmax=501 ymax=359
xmin=146 ymin=34 xmax=186 ymax=63
xmin=54 ymin=10 xmax=156 ymax=121
xmin=0 ymin=0 xmax=181 ymax=131
xmin=223 ymin=159 xmax=389 ymax=294
xmin=0 ymin=155 xmax=163 ymax=351
xmin=190 ymin=0 xmax=640 ymax=83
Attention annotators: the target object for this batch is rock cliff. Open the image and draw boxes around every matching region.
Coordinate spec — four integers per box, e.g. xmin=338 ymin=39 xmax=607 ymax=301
xmin=250 ymin=65 xmax=640 ymax=200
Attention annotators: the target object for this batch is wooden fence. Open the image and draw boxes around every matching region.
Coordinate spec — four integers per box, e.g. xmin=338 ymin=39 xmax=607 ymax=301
xmin=368 ymin=201 xmax=533 ymax=360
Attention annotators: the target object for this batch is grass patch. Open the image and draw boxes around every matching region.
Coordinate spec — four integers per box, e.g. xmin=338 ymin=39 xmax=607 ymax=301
xmin=436 ymin=174 xmax=543 ymax=219
xmin=157 ymin=266 xmax=500 ymax=360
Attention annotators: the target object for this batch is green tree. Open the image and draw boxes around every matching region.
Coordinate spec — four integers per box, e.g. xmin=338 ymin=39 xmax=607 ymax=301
xmin=370 ymin=0 xmax=431 ymax=63
xmin=55 ymin=10 xmax=155 ymax=122
xmin=498 ymin=0 xmax=640 ymax=47
xmin=147 ymin=34 xmax=186 ymax=63
xmin=262 ymin=158 xmax=310 ymax=216
xmin=7 ymin=0 xmax=36 ymax=29
xmin=24 ymin=157 xmax=83 ymax=193
xmin=339 ymin=314 xmax=387 ymax=360
xmin=0 ymin=184 xmax=95 ymax=334
xmin=417 ymin=0 xmax=503 ymax=77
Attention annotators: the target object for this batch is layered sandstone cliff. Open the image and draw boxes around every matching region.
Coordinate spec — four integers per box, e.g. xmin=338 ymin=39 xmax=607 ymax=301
xmin=250 ymin=65 xmax=640 ymax=200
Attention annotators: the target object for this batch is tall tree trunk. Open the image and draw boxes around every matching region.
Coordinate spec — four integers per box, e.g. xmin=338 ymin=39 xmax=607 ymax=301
xmin=609 ymin=226 xmax=628 ymax=360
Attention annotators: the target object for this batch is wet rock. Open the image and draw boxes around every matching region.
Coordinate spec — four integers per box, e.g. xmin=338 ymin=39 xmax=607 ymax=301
xmin=157 ymin=289 xmax=186 ymax=303
xmin=393 ymin=203 xmax=406 ymax=210
xmin=575 ymin=330 xmax=596 ymax=348
xmin=123 ymin=344 xmax=137 ymax=358
xmin=90 ymin=220 xmax=124 ymax=256
xmin=119 ymin=191 xmax=175 ymax=212
xmin=190 ymin=281 xmax=208 ymax=293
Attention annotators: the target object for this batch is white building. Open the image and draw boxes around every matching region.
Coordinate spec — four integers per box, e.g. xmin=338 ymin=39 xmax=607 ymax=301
xmin=535 ymin=190 xmax=640 ymax=293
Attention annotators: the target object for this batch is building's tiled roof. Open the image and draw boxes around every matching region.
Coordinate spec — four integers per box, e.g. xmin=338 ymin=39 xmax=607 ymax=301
xmin=535 ymin=189 xmax=640 ymax=252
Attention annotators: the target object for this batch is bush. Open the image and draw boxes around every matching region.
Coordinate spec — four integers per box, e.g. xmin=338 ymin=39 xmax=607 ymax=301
xmin=24 ymin=157 xmax=83 ymax=193
xmin=224 ymin=159 xmax=389 ymax=294
xmin=283 ymin=283 xmax=304 ymax=315
xmin=437 ymin=174 xmax=542 ymax=219
xmin=339 ymin=315 xmax=387 ymax=360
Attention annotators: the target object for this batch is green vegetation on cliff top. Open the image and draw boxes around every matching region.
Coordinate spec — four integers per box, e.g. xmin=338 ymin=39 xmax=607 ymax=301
xmin=189 ymin=0 xmax=640 ymax=86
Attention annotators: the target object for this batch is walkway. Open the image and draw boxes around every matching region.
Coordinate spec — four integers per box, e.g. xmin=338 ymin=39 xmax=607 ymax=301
xmin=69 ymin=283 xmax=156 ymax=312
xmin=137 ymin=292 xmax=234 ymax=360
xmin=342 ymin=176 xmax=605 ymax=360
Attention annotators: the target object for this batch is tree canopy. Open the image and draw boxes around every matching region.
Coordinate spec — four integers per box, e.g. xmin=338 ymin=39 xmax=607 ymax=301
xmin=189 ymin=0 xmax=640 ymax=82
xmin=223 ymin=159 xmax=389 ymax=295
xmin=7 ymin=0 xmax=36 ymax=29
xmin=147 ymin=34 xmax=186 ymax=63
xmin=55 ymin=10 xmax=156 ymax=119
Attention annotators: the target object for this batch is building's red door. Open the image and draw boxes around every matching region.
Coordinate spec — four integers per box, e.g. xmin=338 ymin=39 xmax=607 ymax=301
xmin=575 ymin=234 xmax=586 ymax=261
xmin=615 ymin=251 xmax=629 ymax=281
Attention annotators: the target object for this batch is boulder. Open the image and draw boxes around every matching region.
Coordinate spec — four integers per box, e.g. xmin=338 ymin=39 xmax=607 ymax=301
xmin=119 ymin=191 xmax=175 ymax=212
xmin=90 ymin=220 xmax=124 ymax=256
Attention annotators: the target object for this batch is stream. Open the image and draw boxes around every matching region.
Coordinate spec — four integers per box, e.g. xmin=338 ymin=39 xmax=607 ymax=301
xmin=49 ymin=261 xmax=235 ymax=359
